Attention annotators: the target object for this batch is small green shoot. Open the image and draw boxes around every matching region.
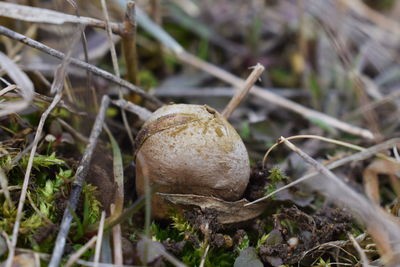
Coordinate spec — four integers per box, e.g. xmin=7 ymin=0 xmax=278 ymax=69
xmin=20 ymin=152 xmax=64 ymax=171
xmin=264 ymin=167 xmax=288 ymax=199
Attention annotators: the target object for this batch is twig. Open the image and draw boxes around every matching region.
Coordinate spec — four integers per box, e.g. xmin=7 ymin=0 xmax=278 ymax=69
xmin=347 ymin=233 xmax=372 ymax=267
xmin=65 ymin=235 xmax=98 ymax=267
xmin=222 ymin=63 xmax=264 ymax=119
xmin=33 ymin=92 xmax=87 ymax=116
xmin=199 ymin=244 xmax=210 ymax=267
xmin=100 ymin=1 xmax=119 ymax=79
xmin=279 ymin=136 xmax=400 ymax=263
xmin=0 ymin=2 xmax=122 ymax=34
xmin=246 ymin=137 xmax=400 ymax=206
xmin=0 ymin=26 xmax=162 ymax=108
xmin=140 ymin=236 xmax=187 ymax=267
xmin=150 ymin=0 xmax=165 ymax=72
xmin=110 ymin=205 xmax=123 ymax=265
xmin=100 ymin=0 xmax=134 ymax=146
xmin=111 ymin=99 xmax=152 ymax=121
xmin=0 ymin=51 xmax=34 ymax=116
xmin=122 ymin=1 xmax=138 ymax=86
xmin=57 ymin=118 xmax=89 ymax=144
xmin=75 ymin=259 xmax=134 ymax=267
xmin=0 ymin=185 xmax=21 ymax=195
xmin=49 ymin=95 xmax=110 ymax=267
xmin=133 ymin=7 xmax=374 ymax=138
xmin=154 ymin=87 xmax=308 ymax=98
xmin=65 ymin=1 xmax=97 ymax=110
xmin=0 ymin=84 xmax=17 ymax=96
xmin=176 ymin=51 xmax=374 ymax=139
xmin=5 ymin=33 xmax=74 ymax=265
xmin=5 ymin=78 xmax=63 ymax=267
xmin=94 ymin=211 xmax=106 ymax=267
xmin=1 ymin=231 xmax=11 ymax=253
xmin=262 ymin=134 xmax=367 ymax=168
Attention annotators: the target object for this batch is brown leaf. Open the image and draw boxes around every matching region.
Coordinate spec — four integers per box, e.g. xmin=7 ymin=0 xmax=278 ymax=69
xmin=158 ymin=193 xmax=266 ymax=224
xmin=363 ymin=159 xmax=400 ymax=203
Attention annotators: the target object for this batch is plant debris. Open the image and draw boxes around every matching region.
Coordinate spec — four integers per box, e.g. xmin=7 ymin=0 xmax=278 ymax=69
xmin=1 ymin=0 xmax=400 ymax=266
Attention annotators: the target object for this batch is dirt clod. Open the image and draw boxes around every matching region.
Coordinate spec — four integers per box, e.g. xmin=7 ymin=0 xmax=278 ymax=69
xmin=259 ymin=206 xmax=352 ymax=265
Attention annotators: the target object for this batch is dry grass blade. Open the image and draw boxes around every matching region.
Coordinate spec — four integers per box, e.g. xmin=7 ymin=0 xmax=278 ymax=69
xmin=363 ymin=159 xmax=400 ymax=203
xmin=100 ymin=0 xmax=120 ymax=78
xmin=105 ymin=127 xmax=124 ymax=264
xmin=65 ymin=236 xmax=98 ymax=267
xmin=280 ymin=136 xmax=400 ymax=265
xmin=122 ymin=1 xmax=139 ymax=86
xmin=394 ymin=146 xmax=400 ymax=162
xmin=49 ymin=96 xmax=110 ymax=267
xmin=0 ymin=84 xmax=17 ymax=96
xmin=94 ymin=211 xmax=106 ymax=267
xmin=177 ymin=51 xmax=374 ymax=139
xmin=111 ymin=99 xmax=152 ymax=121
xmin=262 ymin=134 xmax=366 ymax=168
xmin=245 ymin=138 xmax=400 ymax=206
xmin=199 ymin=244 xmax=210 ymax=267
xmin=57 ymin=118 xmax=89 ymax=144
xmin=0 ymin=26 xmax=163 ymax=108
xmin=140 ymin=236 xmax=187 ymax=267
xmin=154 ymin=87 xmax=307 ymax=98
xmin=5 ymin=70 xmax=63 ymax=267
xmin=4 ymin=26 xmax=77 ymax=264
xmin=134 ymin=6 xmax=374 ymax=139
xmin=110 ymin=205 xmax=123 ymax=265
xmin=136 ymin=6 xmax=184 ymax=54
xmin=347 ymin=233 xmax=372 ymax=267
xmin=341 ymin=0 xmax=400 ymax=36
xmin=104 ymin=127 xmax=124 ymax=215
xmin=0 ymin=2 xmax=120 ymax=33
xmin=0 ymin=186 xmax=21 ymax=195
xmin=0 ymin=168 xmax=13 ymax=208
xmin=0 ymin=52 xmax=34 ymax=116
xmin=75 ymin=259 xmax=135 ymax=267
xmin=247 ymin=137 xmax=400 ymax=206
xmin=222 ymin=63 xmax=265 ymax=119
xmin=101 ymin=0 xmax=134 ymax=145
xmin=85 ymin=193 xmax=147 ymax=235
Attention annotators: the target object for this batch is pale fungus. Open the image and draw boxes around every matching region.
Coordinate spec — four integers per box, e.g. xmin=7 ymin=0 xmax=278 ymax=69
xmin=135 ymin=103 xmax=251 ymax=218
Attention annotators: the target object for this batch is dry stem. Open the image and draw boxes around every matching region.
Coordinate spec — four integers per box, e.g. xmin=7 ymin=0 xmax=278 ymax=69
xmin=111 ymin=205 xmax=123 ymax=265
xmin=246 ymin=137 xmax=400 ymax=206
xmin=347 ymin=233 xmax=371 ymax=267
xmin=100 ymin=0 xmax=134 ymax=145
xmin=49 ymin=96 xmax=110 ymax=267
xmin=176 ymin=51 xmax=374 ymax=139
xmin=65 ymin=236 xmax=98 ymax=267
xmin=222 ymin=63 xmax=265 ymax=119
xmin=5 ymin=82 xmax=63 ymax=267
xmin=122 ymin=1 xmax=138 ymax=86
xmin=94 ymin=211 xmax=106 ymax=267
xmin=0 ymin=26 xmax=162 ymax=108
xmin=280 ymin=136 xmax=400 ymax=264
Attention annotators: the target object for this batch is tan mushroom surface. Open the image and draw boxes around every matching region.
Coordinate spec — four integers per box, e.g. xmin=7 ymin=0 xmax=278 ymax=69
xmin=135 ymin=104 xmax=250 ymax=218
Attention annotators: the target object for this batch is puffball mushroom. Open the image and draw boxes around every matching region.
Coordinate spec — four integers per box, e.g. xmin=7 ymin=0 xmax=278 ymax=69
xmin=135 ymin=104 xmax=250 ymax=218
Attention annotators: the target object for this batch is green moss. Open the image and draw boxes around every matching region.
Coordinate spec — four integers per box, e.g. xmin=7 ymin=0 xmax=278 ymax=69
xmin=263 ymin=167 xmax=288 ymax=199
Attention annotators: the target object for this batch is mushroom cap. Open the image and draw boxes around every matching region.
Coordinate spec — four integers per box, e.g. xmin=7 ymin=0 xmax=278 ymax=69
xmin=135 ymin=104 xmax=250 ymax=218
